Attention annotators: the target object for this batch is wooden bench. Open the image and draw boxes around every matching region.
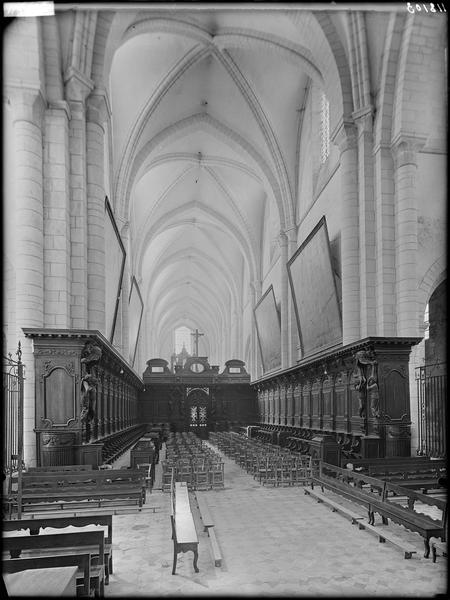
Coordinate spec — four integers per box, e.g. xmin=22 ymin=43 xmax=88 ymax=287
xmin=170 ymin=481 xmax=199 ymax=575
xmin=347 ymin=457 xmax=446 ymax=493
xmin=3 ymin=530 xmax=105 ymax=596
xmin=357 ymin=521 xmax=418 ymax=559
xmin=4 ymin=565 xmax=79 ymax=597
xmin=194 ymin=492 xmax=215 ymax=531
xmin=3 ymin=513 xmax=113 ymax=584
xmin=21 ymin=468 xmax=145 ymax=513
xmin=304 ymin=487 xmax=365 ymax=525
xmin=431 ymin=539 xmax=447 ymax=562
xmin=27 ymin=465 xmax=93 ymax=472
xmin=3 ymin=554 xmax=92 ymax=596
xmin=194 ymin=492 xmax=222 ymax=567
xmin=313 ymin=462 xmax=446 ymax=559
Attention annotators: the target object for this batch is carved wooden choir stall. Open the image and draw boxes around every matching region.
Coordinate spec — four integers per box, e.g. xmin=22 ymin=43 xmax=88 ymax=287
xmin=141 ymin=356 xmax=258 ymax=437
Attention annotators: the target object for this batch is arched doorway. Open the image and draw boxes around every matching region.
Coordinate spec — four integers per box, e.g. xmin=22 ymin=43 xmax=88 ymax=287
xmin=186 ymin=388 xmax=210 ymax=439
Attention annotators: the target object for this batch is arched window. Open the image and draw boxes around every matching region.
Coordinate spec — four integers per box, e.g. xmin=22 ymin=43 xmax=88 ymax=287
xmin=320 ymin=92 xmax=330 ymax=164
xmin=174 ymin=326 xmax=192 ymax=354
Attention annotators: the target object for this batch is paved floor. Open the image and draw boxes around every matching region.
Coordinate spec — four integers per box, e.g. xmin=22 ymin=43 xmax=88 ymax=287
xmin=105 ymin=442 xmax=447 ymax=597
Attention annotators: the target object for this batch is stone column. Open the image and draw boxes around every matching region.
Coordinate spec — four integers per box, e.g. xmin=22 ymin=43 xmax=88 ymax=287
xmin=86 ymin=91 xmax=108 ymax=334
xmin=120 ymin=223 xmax=131 ymax=361
xmin=43 ymin=100 xmax=72 ymax=328
xmin=332 ymin=120 xmax=360 ymax=344
xmin=373 ymin=141 xmax=396 ymax=336
xmin=64 ymin=67 xmax=94 ymax=328
xmin=278 ymin=232 xmax=290 ymax=370
xmin=8 ymin=88 xmax=45 ymax=466
xmin=391 ymin=135 xmax=426 ymax=336
xmin=250 ymin=280 xmax=262 ymax=378
xmin=354 ymin=107 xmax=376 ymax=337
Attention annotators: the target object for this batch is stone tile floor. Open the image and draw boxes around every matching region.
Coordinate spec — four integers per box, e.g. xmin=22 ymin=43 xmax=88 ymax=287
xmin=106 ymin=444 xmax=448 ymax=598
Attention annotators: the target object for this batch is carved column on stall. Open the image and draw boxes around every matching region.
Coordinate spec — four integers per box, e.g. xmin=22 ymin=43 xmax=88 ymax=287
xmin=80 ymin=340 xmax=102 ymax=444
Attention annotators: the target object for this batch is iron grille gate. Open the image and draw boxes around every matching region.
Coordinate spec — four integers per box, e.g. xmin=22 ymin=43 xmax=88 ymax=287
xmin=415 ymin=362 xmax=446 ymax=458
xmin=3 ymin=342 xmax=24 ymax=518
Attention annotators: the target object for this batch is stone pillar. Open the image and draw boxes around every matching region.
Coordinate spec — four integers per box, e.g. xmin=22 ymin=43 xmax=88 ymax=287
xmin=391 ymin=135 xmax=426 ymax=336
xmin=64 ymin=68 xmax=94 ymax=328
xmin=250 ymin=280 xmax=262 ymax=378
xmin=43 ymin=101 xmax=72 ymax=328
xmin=373 ymin=142 xmax=396 ymax=336
xmin=120 ymin=223 xmax=131 ymax=361
xmin=332 ymin=121 xmax=360 ymax=344
xmin=86 ymin=91 xmax=108 ymax=333
xmin=7 ymin=88 xmax=45 ymax=466
xmin=354 ymin=107 xmax=376 ymax=337
xmin=278 ymin=232 xmax=290 ymax=370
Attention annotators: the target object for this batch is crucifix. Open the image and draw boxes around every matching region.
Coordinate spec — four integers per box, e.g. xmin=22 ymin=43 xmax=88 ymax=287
xmin=191 ymin=328 xmax=204 ymax=357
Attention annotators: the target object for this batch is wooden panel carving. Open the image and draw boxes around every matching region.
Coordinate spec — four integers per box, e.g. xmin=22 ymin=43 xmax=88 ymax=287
xmin=42 ymin=365 xmax=77 ymax=427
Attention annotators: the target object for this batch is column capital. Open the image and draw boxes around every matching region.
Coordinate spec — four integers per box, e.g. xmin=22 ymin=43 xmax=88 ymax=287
xmin=47 ymin=100 xmax=72 ymax=121
xmin=391 ymin=133 xmax=427 ymax=169
xmin=86 ymin=87 xmax=111 ymax=125
xmin=352 ymin=105 xmax=374 ymax=134
xmin=330 ymin=117 xmax=357 ymax=152
xmin=64 ymin=66 xmax=94 ymax=103
xmin=277 ymin=231 xmax=289 ymax=248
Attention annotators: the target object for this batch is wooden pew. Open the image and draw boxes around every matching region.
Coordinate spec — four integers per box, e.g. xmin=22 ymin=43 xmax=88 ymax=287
xmin=312 ymin=462 xmax=446 ymax=559
xmin=346 ymin=457 xmax=446 ymax=493
xmin=27 ymin=465 xmax=93 ymax=472
xmin=170 ymin=481 xmax=199 ymax=575
xmin=4 ymin=565 xmax=79 ymax=597
xmin=3 ymin=554 xmax=91 ymax=596
xmin=3 ymin=513 xmax=113 ymax=584
xmin=20 ymin=468 xmax=145 ymax=513
xmin=3 ymin=530 xmax=105 ymax=596
xmin=194 ymin=492 xmax=222 ymax=567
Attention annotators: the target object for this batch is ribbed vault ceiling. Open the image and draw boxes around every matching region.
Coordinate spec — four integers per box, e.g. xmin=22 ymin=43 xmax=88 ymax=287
xmin=108 ymin=9 xmax=313 ymax=363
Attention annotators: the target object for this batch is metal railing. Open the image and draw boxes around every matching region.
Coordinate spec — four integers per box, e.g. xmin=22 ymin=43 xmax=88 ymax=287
xmin=415 ymin=362 xmax=446 ymax=458
xmin=3 ymin=342 xmax=24 ymax=518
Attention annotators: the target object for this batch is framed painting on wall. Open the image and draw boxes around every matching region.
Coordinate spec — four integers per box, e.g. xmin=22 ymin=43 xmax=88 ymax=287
xmin=128 ymin=276 xmax=144 ymax=368
xmin=287 ymin=216 xmax=342 ymax=358
xmin=105 ymin=197 xmax=126 ymax=343
xmin=254 ymin=285 xmax=282 ymax=373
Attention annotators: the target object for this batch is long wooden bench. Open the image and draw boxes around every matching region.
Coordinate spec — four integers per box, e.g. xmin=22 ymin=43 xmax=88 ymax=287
xmin=194 ymin=492 xmax=215 ymax=531
xmin=170 ymin=481 xmax=199 ymax=575
xmin=357 ymin=521 xmax=418 ymax=559
xmin=3 ymin=513 xmax=113 ymax=584
xmin=3 ymin=530 xmax=105 ymax=596
xmin=346 ymin=457 xmax=446 ymax=493
xmin=194 ymin=492 xmax=222 ymax=567
xmin=304 ymin=487 xmax=365 ymax=525
xmin=20 ymin=468 xmax=146 ymax=513
xmin=27 ymin=465 xmax=93 ymax=472
xmin=304 ymin=485 xmax=418 ymax=558
xmin=3 ymin=553 xmax=92 ymax=596
xmin=4 ymin=565 xmax=79 ymax=597
xmin=313 ymin=462 xmax=446 ymax=559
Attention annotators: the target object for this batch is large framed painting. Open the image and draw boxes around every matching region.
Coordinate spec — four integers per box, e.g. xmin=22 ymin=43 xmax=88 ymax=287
xmin=128 ymin=276 xmax=144 ymax=368
xmin=105 ymin=197 xmax=126 ymax=343
xmin=254 ymin=285 xmax=282 ymax=373
xmin=287 ymin=216 xmax=342 ymax=358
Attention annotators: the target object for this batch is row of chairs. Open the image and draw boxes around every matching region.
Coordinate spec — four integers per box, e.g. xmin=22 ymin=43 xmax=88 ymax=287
xmin=209 ymin=431 xmax=319 ymax=487
xmin=162 ymin=432 xmax=225 ymax=491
